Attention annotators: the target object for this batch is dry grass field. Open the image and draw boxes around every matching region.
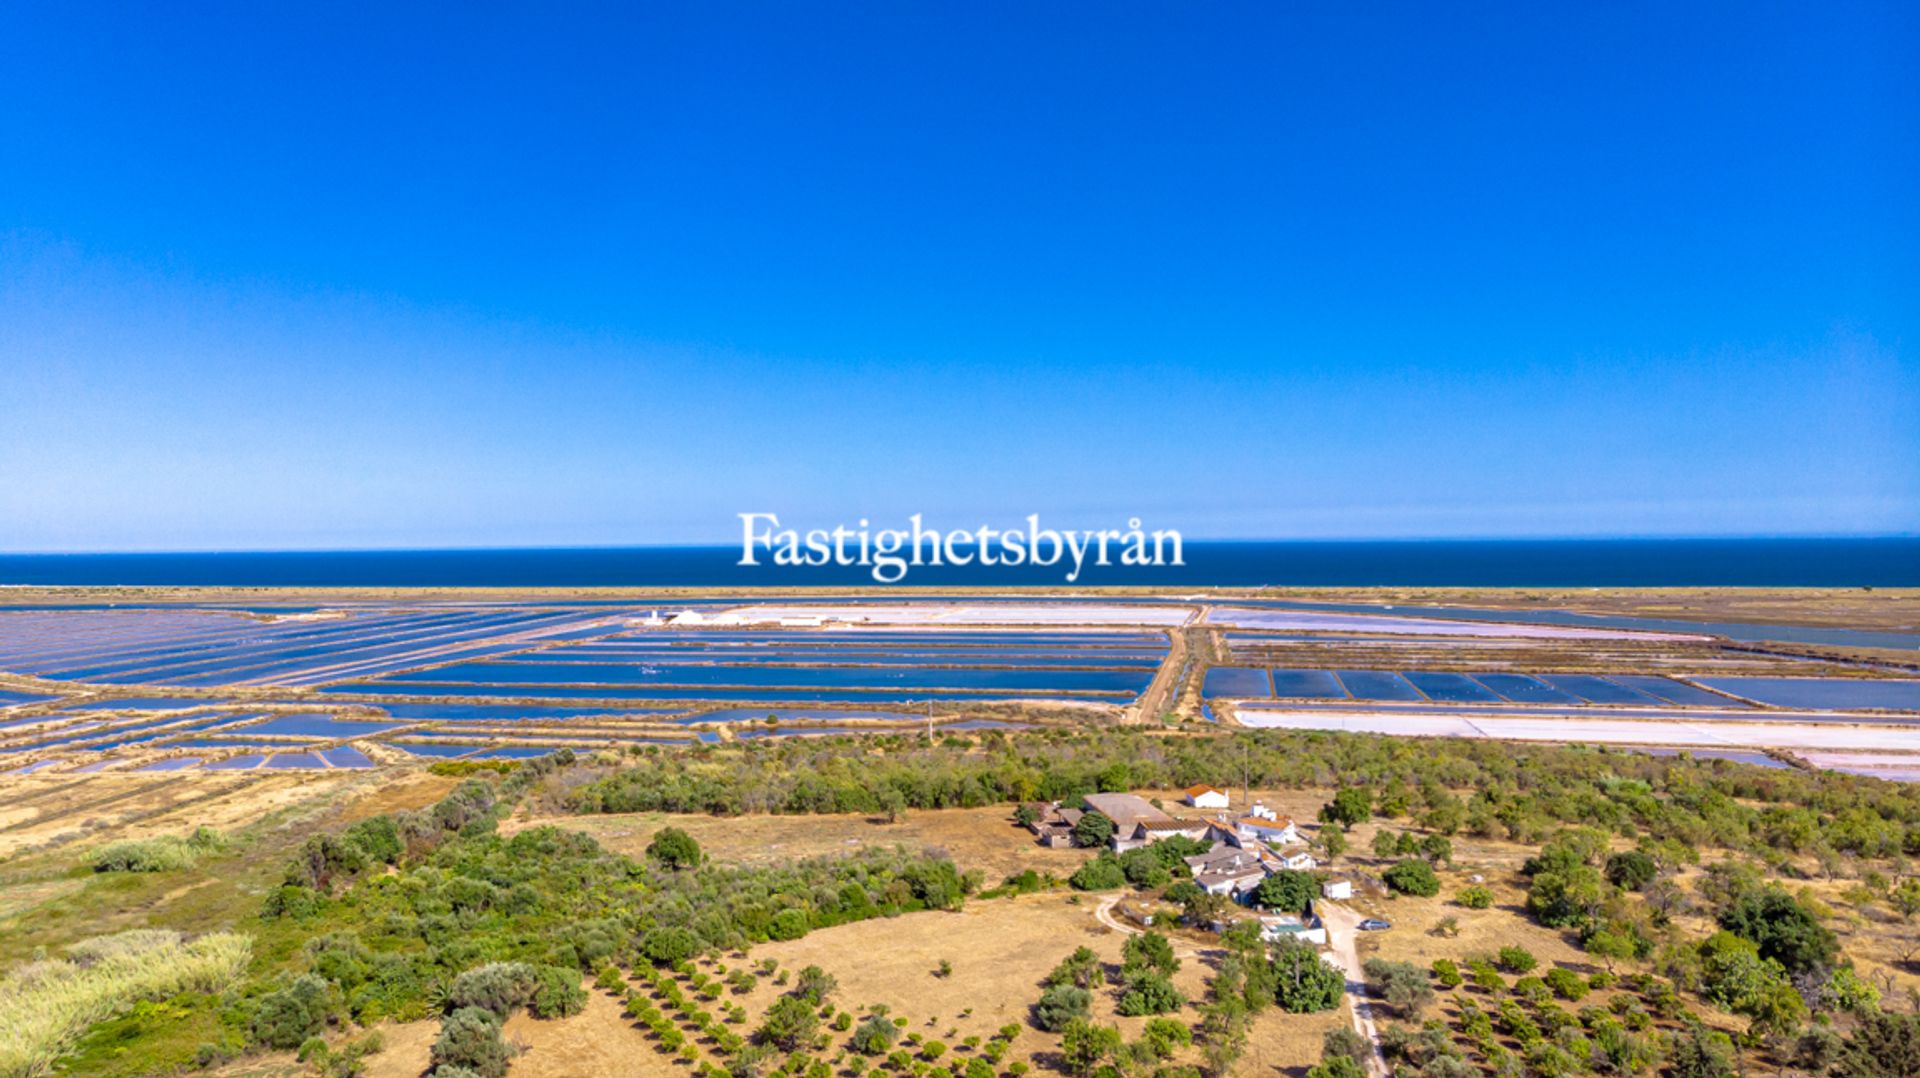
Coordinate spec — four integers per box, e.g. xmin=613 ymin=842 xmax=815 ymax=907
xmin=0 ymin=769 xmax=456 ymax=965
xmin=509 ymin=801 xmax=1097 ymax=885
xmin=331 ymin=889 xmax=1339 ymax=1078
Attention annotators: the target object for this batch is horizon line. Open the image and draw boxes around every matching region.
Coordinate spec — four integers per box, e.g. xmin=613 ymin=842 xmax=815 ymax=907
xmin=2 ymin=533 xmax=1916 ymax=557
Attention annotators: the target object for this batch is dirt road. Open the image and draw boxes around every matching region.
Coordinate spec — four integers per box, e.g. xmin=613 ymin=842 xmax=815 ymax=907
xmin=1316 ymin=902 xmax=1389 ymax=1078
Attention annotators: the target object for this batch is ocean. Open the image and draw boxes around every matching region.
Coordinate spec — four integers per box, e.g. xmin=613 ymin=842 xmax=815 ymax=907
xmin=1 ymin=538 xmax=1914 ymax=587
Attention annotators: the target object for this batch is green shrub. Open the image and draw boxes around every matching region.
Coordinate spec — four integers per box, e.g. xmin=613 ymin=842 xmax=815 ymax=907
xmin=1116 ymin=970 xmax=1184 ymax=1016
xmin=1543 ymin=968 xmax=1588 ymax=1002
xmin=1604 ymin=851 xmax=1658 ymax=891
xmin=642 ymin=927 xmax=703 ymax=966
xmin=253 ymin=973 xmax=337 ymax=1049
xmin=1068 ymin=857 xmax=1126 ymax=892
xmin=446 ymin=962 xmax=538 ymax=1019
xmin=1046 ymin=947 xmax=1104 ymax=989
xmin=648 ymin=826 xmax=703 ymax=869
xmin=1141 ymin=1016 xmax=1191 ymax=1059
xmin=432 ymin=1006 xmax=511 ymax=1078
xmin=531 ymin=965 xmax=587 ymax=1018
xmin=343 ymin=815 xmax=403 ymax=864
xmin=760 ymin=995 xmax=819 ymax=1050
xmin=1122 ymin=932 xmax=1178 ymax=977
xmin=263 ymin=883 xmax=325 ymax=920
xmin=1495 ymin=947 xmax=1537 ymax=974
xmin=1271 ymin=938 xmax=1345 ymax=1012
xmin=1036 ymin=984 xmax=1092 ymax=1031
xmin=91 ymin=835 xmax=199 ymax=872
xmin=770 ymin=908 xmax=811 ymax=941
xmin=1431 ymin=959 xmax=1463 ymax=988
xmin=1455 ymin=884 xmax=1493 ymax=909
xmin=853 ymin=1014 xmax=900 ymax=1055
xmin=1383 ymin=859 xmax=1440 ymax=897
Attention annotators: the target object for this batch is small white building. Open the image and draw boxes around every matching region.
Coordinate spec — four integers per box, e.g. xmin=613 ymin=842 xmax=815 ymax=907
xmin=1234 ymin=814 xmax=1300 ymax=847
xmin=1184 ymin=784 xmax=1231 ymax=810
xmin=1322 ymin=878 xmax=1353 ymax=900
xmin=1266 ymin=845 xmax=1318 ymax=872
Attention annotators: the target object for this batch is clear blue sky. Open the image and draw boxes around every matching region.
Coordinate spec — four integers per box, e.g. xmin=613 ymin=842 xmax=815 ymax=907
xmin=2 ymin=3 xmax=1914 ymax=551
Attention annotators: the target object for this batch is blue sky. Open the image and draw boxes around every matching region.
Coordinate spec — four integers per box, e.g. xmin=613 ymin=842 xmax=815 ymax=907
xmin=2 ymin=3 xmax=1914 ymax=551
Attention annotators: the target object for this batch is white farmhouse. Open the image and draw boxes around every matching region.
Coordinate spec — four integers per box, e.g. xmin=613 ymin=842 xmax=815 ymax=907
xmin=1183 ymin=784 xmax=1231 ymax=809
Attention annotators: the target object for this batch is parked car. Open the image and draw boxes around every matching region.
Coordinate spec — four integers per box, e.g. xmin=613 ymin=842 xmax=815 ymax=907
xmin=1357 ymin=918 xmax=1393 ymax=931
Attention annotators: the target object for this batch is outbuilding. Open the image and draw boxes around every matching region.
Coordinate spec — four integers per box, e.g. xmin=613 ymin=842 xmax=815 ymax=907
xmin=1183 ymin=784 xmax=1231 ymax=809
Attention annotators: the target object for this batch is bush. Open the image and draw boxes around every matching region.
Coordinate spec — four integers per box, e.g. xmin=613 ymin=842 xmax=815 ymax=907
xmin=253 ymin=974 xmax=337 ymax=1049
xmin=1495 ymin=947 xmax=1537 ymax=974
xmin=1116 ymin=970 xmax=1184 ymax=1016
xmin=91 ymin=835 xmax=200 ymax=873
xmin=1323 ymin=1026 xmax=1369 ymax=1066
xmin=759 ymin=995 xmax=819 ymax=1050
xmin=1718 ymin=886 xmax=1838 ymax=976
xmin=1271 ymin=938 xmax=1345 ymax=1013
xmin=770 ymin=908 xmax=811 ymax=941
xmin=1362 ymin=958 xmax=1432 ymax=1017
xmin=1035 ymin=984 xmax=1092 ymax=1031
xmin=1455 ymin=884 xmax=1493 ymax=909
xmin=1122 ymin=931 xmax=1178 ymax=977
xmin=446 ymin=962 xmax=538 ymax=1019
xmin=1047 ymin=947 xmax=1104 ymax=989
xmin=1306 ymin=1056 xmax=1365 ymax=1078
xmin=1604 ymin=851 xmax=1658 ymax=891
xmin=1069 ymin=856 xmax=1126 ymax=891
xmin=853 ymin=1013 xmax=900 ymax=1055
xmin=343 ymin=815 xmax=403 ymax=865
xmin=1252 ymin=871 xmax=1316 ymax=913
xmin=1320 ymin=788 xmax=1372 ymax=827
xmin=1543 ymin=968 xmax=1588 ymax=1002
xmin=1431 ymin=959 xmax=1463 ymax=988
xmin=1073 ymin=811 xmax=1116 ymax=849
xmin=1141 ymin=1017 xmax=1192 ymax=1059
xmin=794 ymin=965 xmax=837 ymax=1005
xmin=648 ymin=826 xmax=702 ymax=869
xmin=432 ymin=1006 xmax=511 ymax=1078
xmin=642 ymin=927 xmax=703 ymax=966
xmin=1061 ymin=1020 xmax=1122 ymax=1077
xmin=1383 ymin=859 xmax=1440 ymax=897
xmin=263 ymin=883 xmax=325 ymax=920
xmin=531 ymin=965 xmax=587 ymax=1018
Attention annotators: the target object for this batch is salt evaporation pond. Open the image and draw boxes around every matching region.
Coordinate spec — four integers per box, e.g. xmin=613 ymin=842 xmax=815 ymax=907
xmin=373 ymin=702 xmax=684 ymax=721
xmin=1474 ymin=674 xmax=1583 ymax=705
xmin=1694 ymin=677 xmax=1920 ymax=712
xmin=682 ymin=707 xmax=919 ymax=724
xmin=1269 ymin=670 xmax=1348 ymax=699
xmin=1203 ymin=667 xmax=1272 ymax=698
xmin=372 ymin=661 xmax=1152 ymax=693
xmin=1335 ymin=671 xmax=1423 ymax=702
xmin=1403 ymin=672 xmax=1504 ymax=703
xmin=327 ymin=683 xmax=1132 ymax=704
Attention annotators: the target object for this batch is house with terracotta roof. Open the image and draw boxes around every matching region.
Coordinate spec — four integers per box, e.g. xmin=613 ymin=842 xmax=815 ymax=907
xmin=1183 ymin=784 xmax=1230 ymax=809
xmin=1233 ymin=814 xmax=1300 ymax=846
